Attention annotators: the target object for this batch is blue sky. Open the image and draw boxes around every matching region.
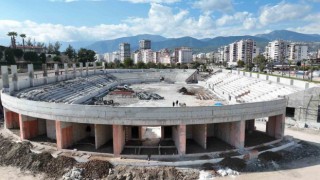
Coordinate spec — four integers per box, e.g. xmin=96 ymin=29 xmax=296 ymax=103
xmin=0 ymin=0 xmax=319 ymax=45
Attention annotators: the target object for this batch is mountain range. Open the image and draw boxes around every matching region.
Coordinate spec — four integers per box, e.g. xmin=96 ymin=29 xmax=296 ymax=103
xmin=61 ymin=30 xmax=320 ymax=54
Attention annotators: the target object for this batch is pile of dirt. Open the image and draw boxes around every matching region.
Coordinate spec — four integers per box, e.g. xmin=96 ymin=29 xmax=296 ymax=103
xmin=77 ymin=159 xmax=112 ymax=179
xmin=178 ymin=87 xmax=195 ymax=95
xmin=258 ymin=151 xmax=283 ymax=162
xmin=0 ymin=135 xmax=76 ymax=178
xmin=108 ymin=165 xmax=199 ymax=180
xmin=219 ymin=157 xmax=246 ymax=171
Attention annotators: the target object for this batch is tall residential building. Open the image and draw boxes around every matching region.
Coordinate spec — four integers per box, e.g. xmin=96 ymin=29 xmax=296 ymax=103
xmin=119 ymin=43 xmax=130 ymax=62
xmin=236 ymin=39 xmax=258 ymax=64
xmin=153 ymin=51 xmax=160 ymax=63
xmin=159 ymin=49 xmax=171 ymax=64
xmin=139 ymin=39 xmax=151 ymax=50
xmin=287 ymin=43 xmax=308 ymax=62
xmin=178 ymin=47 xmax=193 ymax=64
xmin=141 ymin=49 xmax=154 ymax=63
xmin=229 ymin=42 xmax=238 ymax=63
xmin=265 ymin=40 xmax=287 ymax=62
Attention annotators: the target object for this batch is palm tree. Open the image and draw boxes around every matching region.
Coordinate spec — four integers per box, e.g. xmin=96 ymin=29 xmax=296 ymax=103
xmin=7 ymin=31 xmax=18 ymax=48
xmin=20 ymin=34 xmax=26 ymax=52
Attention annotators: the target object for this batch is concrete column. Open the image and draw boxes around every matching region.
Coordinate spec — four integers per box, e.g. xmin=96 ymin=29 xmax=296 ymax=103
xmin=267 ymin=114 xmax=285 ymax=139
xmin=55 ymin=121 xmax=73 ymax=149
xmin=11 ymin=65 xmax=18 ymax=91
xmin=86 ymin=62 xmax=89 ymax=76
xmin=54 ymin=64 xmax=59 ymax=82
xmin=102 ymin=62 xmax=105 ymax=70
xmin=72 ymin=63 xmax=76 ymax=78
xmin=93 ymin=62 xmax=96 ymax=74
xmin=42 ymin=64 xmax=48 ymax=84
xmin=245 ymin=119 xmax=255 ymax=131
xmin=192 ymin=124 xmax=207 ymax=149
xmin=27 ymin=64 xmax=34 ymax=87
xmin=95 ymin=124 xmax=112 ymax=149
xmin=79 ymin=63 xmax=83 ymax=77
xmin=46 ymin=120 xmax=56 ymax=140
xmin=19 ymin=114 xmax=38 ymax=140
xmin=64 ymin=63 xmax=68 ymax=80
xmin=173 ymin=125 xmax=186 ymax=155
xmin=215 ymin=121 xmax=245 ymax=149
xmin=1 ymin=66 xmax=9 ymax=92
xmin=113 ymin=125 xmax=125 ymax=157
xmin=3 ymin=108 xmax=20 ymax=129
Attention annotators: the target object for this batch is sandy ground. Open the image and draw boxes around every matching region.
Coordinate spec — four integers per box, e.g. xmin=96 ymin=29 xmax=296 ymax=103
xmin=216 ymin=121 xmax=320 ymax=180
xmin=106 ymin=82 xmax=225 ymax=107
xmin=0 ymin=166 xmax=45 ymax=180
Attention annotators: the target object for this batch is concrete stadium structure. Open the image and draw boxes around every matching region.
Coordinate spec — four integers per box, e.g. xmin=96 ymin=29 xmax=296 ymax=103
xmin=1 ymin=63 xmax=288 ymax=158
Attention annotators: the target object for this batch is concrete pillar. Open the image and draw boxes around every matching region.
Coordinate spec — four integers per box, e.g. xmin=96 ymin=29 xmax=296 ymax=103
xmin=245 ymin=119 xmax=255 ymax=131
xmin=27 ymin=64 xmax=34 ymax=87
xmin=93 ymin=62 xmax=96 ymax=74
xmin=1 ymin=66 xmax=9 ymax=92
xmin=55 ymin=121 xmax=73 ymax=149
xmin=79 ymin=63 xmax=83 ymax=77
xmin=215 ymin=121 xmax=245 ymax=149
xmin=19 ymin=114 xmax=38 ymax=140
xmin=267 ymin=114 xmax=285 ymax=139
xmin=113 ymin=125 xmax=125 ymax=157
xmin=192 ymin=124 xmax=207 ymax=149
xmin=64 ymin=63 xmax=68 ymax=80
xmin=173 ymin=125 xmax=186 ymax=155
xmin=42 ymin=64 xmax=48 ymax=84
xmin=3 ymin=108 xmax=20 ymax=129
xmin=86 ymin=62 xmax=89 ymax=76
xmin=95 ymin=124 xmax=112 ymax=149
xmin=54 ymin=64 xmax=59 ymax=82
xmin=72 ymin=63 xmax=76 ymax=78
xmin=46 ymin=120 xmax=56 ymax=140
xmin=11 ymin=65 xmax=18 ymax=91
xmin=102 ymin=62 xmax=105 ymax=70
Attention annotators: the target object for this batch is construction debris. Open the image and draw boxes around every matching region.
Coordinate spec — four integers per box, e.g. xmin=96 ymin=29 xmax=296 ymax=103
xmin=137 ymin=92 xmax=164 ymax=100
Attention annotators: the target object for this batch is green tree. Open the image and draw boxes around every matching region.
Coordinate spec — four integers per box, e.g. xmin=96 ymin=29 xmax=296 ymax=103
xmin=4 ymin=48 xmax=16 ymax=65
xmin=24 ymin=52 xmax=39 ymax=63
xmin=0 ymin=51 xmax=3 ymax=61
xmin=13 ymin=49 xmax=24 ymax=59
xmin=7 ymin=32 xmax=17 ymax=48
xmin=39 ymin=53 xmax=46 ymax=64
xmin=146 ymin=61 xmax=156 ymax=68
xmin=53 ymin=56 xmax=61 ymax=62
xmin=20 ymin=34 xmax=26 ymax=51
xmin=253 ymin=55 xmax=267 ymax=72
xmin=237 ymin=60 xmax=245 ymax=67
xmin=77 ymin=48 xmax=96 ymax=63
xmin=47 ymin=43 xmax=54 ymax=54
xmin=123 ymin=58 xmax=134 ymax=68
xmin=65 ymin=44 xmax=76 ymax=60
xmin=136 ymin=61 xmax=145 ymax=69
xmin=54 ymin=41 xmax=61 ymax=55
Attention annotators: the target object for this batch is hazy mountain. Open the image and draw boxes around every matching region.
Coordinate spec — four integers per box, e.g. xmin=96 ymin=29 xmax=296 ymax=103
xmin=81 ymin=30 xmax=320 ymax=53
xmin=255 ymin=30 xmax=320 ymax=42
xmin=86 ymin=34 xmax=167 ymax=53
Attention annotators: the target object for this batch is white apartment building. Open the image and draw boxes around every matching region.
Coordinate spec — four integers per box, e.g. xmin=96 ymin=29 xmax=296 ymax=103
xmin=265 ymin=40 xmax=287 ymax=62
xmin=287 ymin=43 xmax=308 ymax=62
xmin=153 ymin=51 xmax=160 ymax=63
xmin=119 ymin=43 xmax=130 ymax=62
xmin=236 ymin=39 xmax=258 ymax=64
xmin=141 ymin=49 xmax=154 ymax=63
xmin=159 ymin=49 xmax=171 ymax=64
xmin=103 ymin=52 xmax=120 ymax=63
xmin=229 ymin=42 xmax=238 ymax=64
xmin=133 ymin=51 xmax=142 ymax=64
xmin=178 ymin=47 xmax=193 ymax=64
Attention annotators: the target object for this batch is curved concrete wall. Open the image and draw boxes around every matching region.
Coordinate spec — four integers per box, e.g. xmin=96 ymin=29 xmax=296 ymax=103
xmin=1 ymin=91 xmax=286 ymax=126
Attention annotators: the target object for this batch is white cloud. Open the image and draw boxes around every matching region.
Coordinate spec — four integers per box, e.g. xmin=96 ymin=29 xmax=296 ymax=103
xmin=193 ymin=0 xmax=233 ymax=13
xmin=216 ymin=12 xmax=257 ymax=30
xmin=121 ymin=0 xmax=180 ymax=3
xmin=259 ymin=2 xmax=311 ymax=26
